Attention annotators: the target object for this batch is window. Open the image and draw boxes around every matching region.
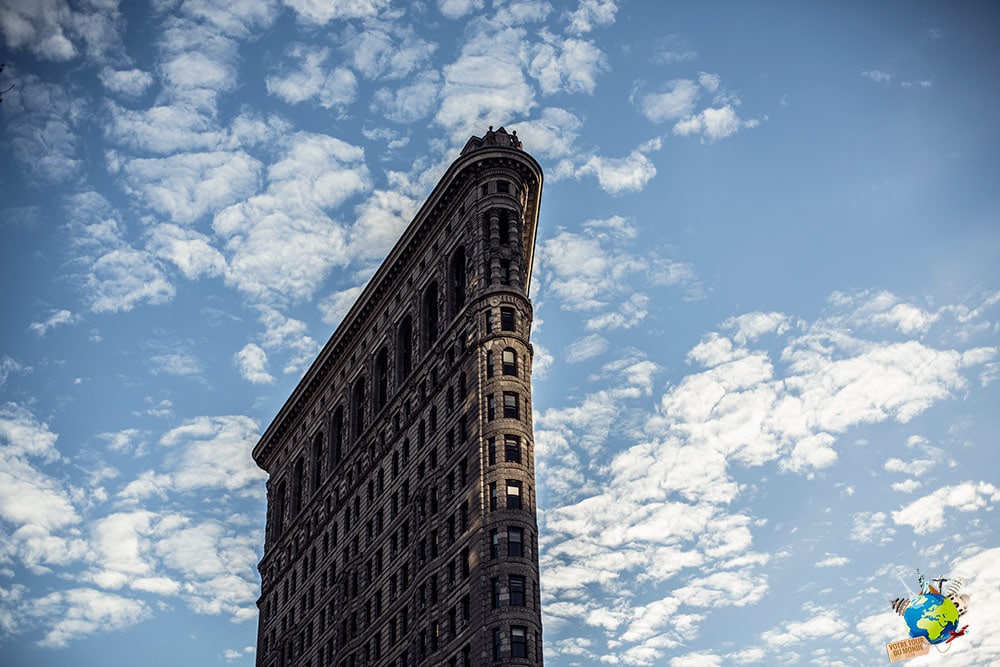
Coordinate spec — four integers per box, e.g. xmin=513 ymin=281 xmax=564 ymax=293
xmin=352 ymin=378 xmax=366 ymax=441
xmin=503 ymin=393 xmax=519 ymax=419
xmin=450 ymin=246 xmax=466 ymax=317
xmin=332 ymin=406 xmax=344 ymax=464
xmin=492 ymin=628 xmax=502 ymax=661
xmin=486 ymin=350 xmax=494 ymax=378
xmin=510 ymin=576 xmax=525 ymax=606
xmin=487 ymin=395 xmax=495 ymax=421
xmin=491 ymin=577 xmax=500 ymax=608
xmin=375 ymin=347 xmax=389 ymax=411
xmin=312 ymin=431 xmax=324 ymax=493
xmin=481 ymin=183 xmax=489 ymax=197
xmin=500 ymin=307 xmax=515 ymax=331
xmin=489 ymin=482 xmax=498 ymax=511
xmin=487 ymin=438 xmax=496 ymax=465
xmin=485 ymin=310 xmax=493 ymax=332
xmin=504 ymin=436 xmax=520 ymax=463
xmin=511 ymin=626 xmax=527 ymax=658
xmin=506 ymin=481 xmax=522 ymax=509
xmin=502 ymin=349 xmax=516 ymax=376
xmin=499 ymin=260 xmax=510 ymax=285
xmin=397 ymin=316 xmax=413 ymax=381
xmin=490 ymin=529 xmax=500 ymax=559
xmin=508 ymin=527 xmax=523 ymax=557
xmin=497 ymin=180 xmax=509 ymax=193
xmin=423 ymin=282 xmax=439 ymax=349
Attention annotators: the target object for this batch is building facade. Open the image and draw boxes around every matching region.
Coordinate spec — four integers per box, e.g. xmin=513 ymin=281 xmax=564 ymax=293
xmin=253 ymin=127 xmax=544 ymax=667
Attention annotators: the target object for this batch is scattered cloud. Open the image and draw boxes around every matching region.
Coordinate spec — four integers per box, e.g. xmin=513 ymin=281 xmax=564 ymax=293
xmin=28 ymin=310 xmax=76 ymax=337
xmin=234 ymin=343 xmax=274 ymax=385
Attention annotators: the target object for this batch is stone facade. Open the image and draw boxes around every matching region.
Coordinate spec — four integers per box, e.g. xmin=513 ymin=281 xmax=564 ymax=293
xmin=253 ymin=127 xmax=544 ymax=667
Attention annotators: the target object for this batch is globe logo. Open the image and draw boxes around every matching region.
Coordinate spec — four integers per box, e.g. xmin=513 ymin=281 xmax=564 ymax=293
xmin=902 ymin=593 xmax=960 ymax=644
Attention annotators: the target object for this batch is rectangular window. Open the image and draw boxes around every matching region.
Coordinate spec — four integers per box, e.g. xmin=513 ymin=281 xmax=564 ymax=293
xmin=500 ymin=307 xmax=515 ymax=332
xmin=502 ymin=393 xmax=518 ymax=419
xmin=487 ymin=395 xmax=495 ymax=421
xmin=481 ymin=183 xmax=489 ymax=196
xmin=506 ymin=481 xmax=521 ymax=510
xmin=497 ymin=180 xmax=509 ymax=193
xmin=486 ymin=350 xmax=494 ymax=378
xmin=492 ymin=628 xmax=502 ymax=661
xmin=485 ymin=310 xmax=493 ymax=332
xmin=511 ymin=626 xmax=527 ymax=658
xmin=490 ymin=529 xmax=500 ymax=559
xmin=491 ymin=577 xmax=501 ymax=608
xmin=489 ymin=482 xmax=497 ymax=511
xmin=510 ymin=576 xmax=525 ymax=606
xmin=504 ymin=436 xmax=520 ymax=463
xmin=508 ymin=527 xmax=523 ymax=557
xmin=488 ymin=438 xmax=496 ymax=465
xmin=502 ymin=349 xmax=516 ymax=375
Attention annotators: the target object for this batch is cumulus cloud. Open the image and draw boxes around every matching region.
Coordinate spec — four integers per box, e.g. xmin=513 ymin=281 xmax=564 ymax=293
xmin=564 ymin=0 xmax=617 ymax=35
xmin=673 ymin=104 xmax=758 ymax=142
xmin=234 ymin=343 xmax=274 ymax=385
xmin=341 ymin=23 xmax=437 ymax=80
xmin=121 ymin=151 xmax=263 ymax=224
xmin=265 ymin=45 xmax=358 ymax=109
xmin=435 ymin=25 xmax=536 ymax=143
xmin=32 ymin=589 xmax=151 ymax=648
xmin=891 ymin=481 xmax=1000 ymax=535
xmin=0 ymin=0 xmax=122 ymax=61
xmin=372 ymin=70 xmax=442 ymax=123
xmin=577 ymin=147 xmax=658 ymax=194
xmin=146 ymin=224 xmax=227 ymax=280
xmin=538 ymin=292 xmax=996 ymax=662
xmin=438 ymin=0 xmax=485 ymax=19
xmin=529 ymin=32 xmax=608 ymax=95
xmin=5 ymin=76 xmax=85 ymax=184
xmin=98 ymin=67 xmax=154 ymax=98
xmin=862 ymin=69 xmax=892 ymax=84
xmin=635 ymin=79 xmax=700 ymax=122
xmin=28 ymin=309 xmax=76 ymax=336
xmin=213 ymin=132 xmax=371 ymax=304
xmin=283 ymin=0 xmax=388 ymax=24
xmin=158 ymin=415 xmax=266 ymax=494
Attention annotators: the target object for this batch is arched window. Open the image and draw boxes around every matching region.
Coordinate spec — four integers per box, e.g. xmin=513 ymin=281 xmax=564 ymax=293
xmin=332 ymin=406 xmax=344 ymax=465
xmin=397 ymin=316 xmax=413 ymax=382
xmin=502 ymin=348 xmax=517 ymax=376
xmin=450 ymin=246 xmax=466 ymax=317
xmin=375 ymin=347 xmax=389 ymax=411
xmin=312 ymin=431 xmax=324 ymax=492
xmin=291 ymin=457 xmax=305 ymax=515
xmin=422 ymin=282 xmax=439 ymax=350
xmin=273 ymin=480 xmax=286 ymax=537
xmin=352 ymin=377 xmax=366 ymax=441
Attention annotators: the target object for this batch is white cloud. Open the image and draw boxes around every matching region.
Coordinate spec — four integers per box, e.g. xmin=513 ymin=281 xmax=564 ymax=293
xmin=566 ymin=333 xmax=608 ymax=362
xmin=213 ymin=132 xmax=371 ymax=304
xmin=282 ymin=0 xmax=388 ymax=24
xmin=438 ymin=0 xmax=485 ymax=19
xmin=28 ymin=309 xmax=76 ymax=336
xmin=146 ymin=224 xmax=227 ymax=280
xmin=122 ymin=151 xmax=263 ymax=224
xmin=636 ymin=79 xmax=700 ymax=122
xmin=529 ymin=32 xmax=608 ymax=95
xmin=158 ymin=415 xmax=266 ymax=493
xmin=862 ymin=69 xmax=892 ymax=84
xmin=564 ymin=0 xmax=617 ymax=35
xmin=510 ymin=107 xmax=582 ymax=159
xmin=372 ymin=70 xmax=442 ymax=123
xmin=814 ymin=554 xmax=849 ymax=568
xmin=98 ymin=67 xmax=154 ymax=98
xmin=319 ymin=286 xmax=365 ymax=329
xmin=0 ymin=0 xmax=122 ymax=61
xmin=256 ymin=306 xmax=319 ymax=375
xmin=234 ymin=343 xmax=274 ymax=385
xmin=32 ymin=589 xmax=151 ymax=648
xmin=673 ymin=104 xmax=757 ymax=143
xmin=86 ymin=247 xmax=176 ymax=313
xmin=577 ymin=148 xmax=657 ymax=194
xmin=891 ymin=481 xmax=1000 ymax=535
xmin=265 ymin=45 xmax=358 ymax=109
xmin=342 ymin=24 xmax=437 ymax=80
xmin=435 ymin=25 xmax=536 ymax=143
xmin=6 ymin=76 xmax=84 ymax=184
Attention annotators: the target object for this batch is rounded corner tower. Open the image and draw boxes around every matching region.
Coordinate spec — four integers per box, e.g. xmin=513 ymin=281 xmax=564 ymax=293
xmin=253 ymin=127 xmax=545 ymax=667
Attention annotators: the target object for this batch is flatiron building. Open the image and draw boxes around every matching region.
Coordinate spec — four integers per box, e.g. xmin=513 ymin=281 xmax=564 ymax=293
xmin=253 ymin=127 xmax=545 ymax=667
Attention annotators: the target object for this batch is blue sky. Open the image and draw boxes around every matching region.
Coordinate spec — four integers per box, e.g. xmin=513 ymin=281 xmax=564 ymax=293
xmin=1 ymin=1 xmax=998 ymax=666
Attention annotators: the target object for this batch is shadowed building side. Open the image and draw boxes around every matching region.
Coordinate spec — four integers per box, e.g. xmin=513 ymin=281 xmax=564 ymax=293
xmin=253 ymin=127 xmax=545 ymax=667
